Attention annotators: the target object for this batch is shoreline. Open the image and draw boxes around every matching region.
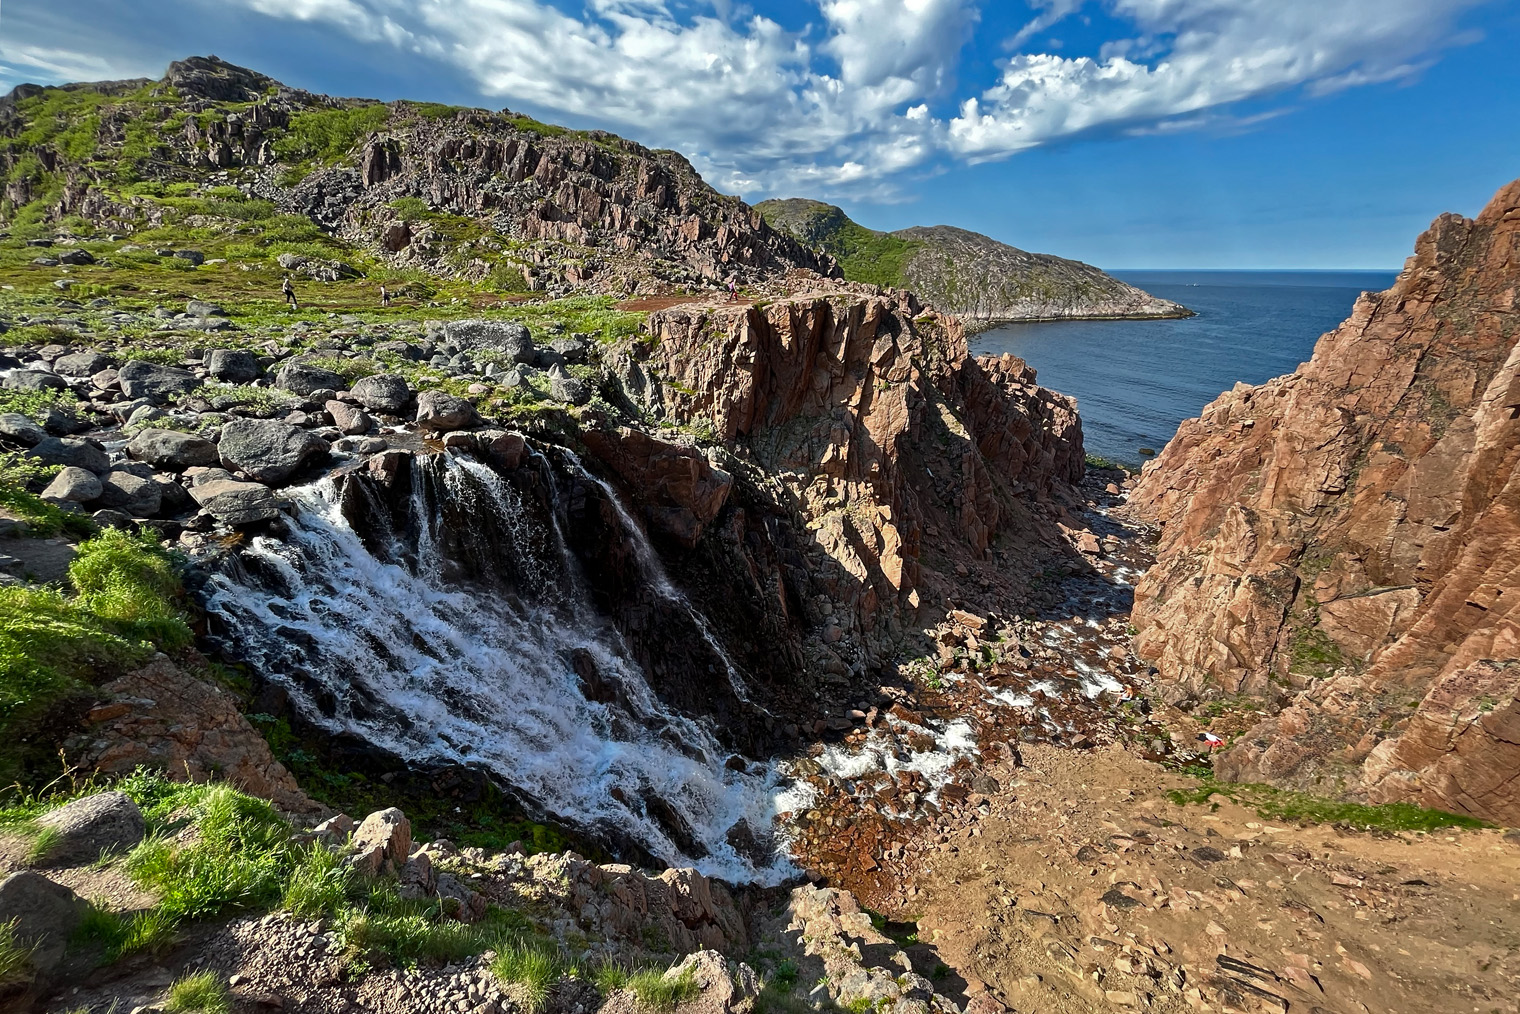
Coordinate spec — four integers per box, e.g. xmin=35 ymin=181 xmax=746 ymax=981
xmin=961 ymin=307 xmax=1197 ymax=335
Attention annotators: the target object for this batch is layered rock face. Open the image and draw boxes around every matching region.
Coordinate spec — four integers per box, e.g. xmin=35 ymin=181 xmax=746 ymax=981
xmin=609 ymin=292 xmax=1084 ymax=663
xmin=1129 ymin=177 xmax=1520 ymax=822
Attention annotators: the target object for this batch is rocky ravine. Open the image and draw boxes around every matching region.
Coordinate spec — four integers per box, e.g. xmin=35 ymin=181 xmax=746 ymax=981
xmin=756 ymin=199 xmax=1191 ymax=324
xmin=1128 ymin=176 xmax=1520 ymax=823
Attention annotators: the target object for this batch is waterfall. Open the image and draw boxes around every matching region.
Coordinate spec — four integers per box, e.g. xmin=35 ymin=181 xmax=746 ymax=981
xmin=201 ymin=451 xmax=795 ymax=884
xmin=563 ymin=451 xmax=755 ymax=705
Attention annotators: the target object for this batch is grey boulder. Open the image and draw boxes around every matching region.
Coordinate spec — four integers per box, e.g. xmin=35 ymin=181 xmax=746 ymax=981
xmin=441 ymin=319 xmax=534 ymax=363
xmin=415 ymin=390 xmax=481 ymax=432
xmin=547 ymin=366 xmax=590 ymax=406
xmin=42 ymin=466 xmax=102 ymax=503
xmin=53 ymin=352 xmax=113 ymax=377
xmin=28 ymin=436 xmax=110 ymax=475
xmin=276 ymin=362 xmax=344 ymax=396
xmin=2 ymin=369 xmax=67 ymax=392
xmin=0 ymin=871 xmax=87 ymax=982
xmin=0 ymin=412 xmax=46 ymax=447
xmin=218 ymin=417 xmax=328 ymax=484
xmin=35 ymin=791 xmax=146 ymax=866
xmin=98 ymin=470 xmax=163 ymax=517
xmin=206 ymin=348 xmax=260 ymax=383
xmin=349 ymin=373 xmax=412 ymax=413
xmin=118 ymin=360 xmax=199 ymax=402
xmin=190 ymin=478 xmax=287 ymax=526
xmin=127 ymin=428 xmax=219 ymax=470
xmin=325 ymin=400 xmax=372 ymax=436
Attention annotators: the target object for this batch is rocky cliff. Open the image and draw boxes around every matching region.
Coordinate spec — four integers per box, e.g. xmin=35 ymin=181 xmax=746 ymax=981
xmin=1128 ymin=177 xmax=1520 ymax=823
xmin=756 ymin=198 xmax=1190 ymax=323
xmin=1 ymin=56 xmax=834 ymax=298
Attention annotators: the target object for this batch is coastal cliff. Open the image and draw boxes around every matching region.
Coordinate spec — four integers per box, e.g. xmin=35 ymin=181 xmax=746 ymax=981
xmin=756 ymin=198 xmax=1190 ymax=323
xmin=1128 ymin=176 xmax=1520 ymax=823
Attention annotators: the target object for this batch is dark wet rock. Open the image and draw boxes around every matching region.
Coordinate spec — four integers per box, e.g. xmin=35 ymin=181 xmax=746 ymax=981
xmin=118 ymin=360 xmax=199 ymax=402
xmin=127 ymin=428 xmax=219 ymax=470
xmin=57 ymin=248 xmax=95 ymax=265
xmin=218 ymin=418 xmax=329 ymax=484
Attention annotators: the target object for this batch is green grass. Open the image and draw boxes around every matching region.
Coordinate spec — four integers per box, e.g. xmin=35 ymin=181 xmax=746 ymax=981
xmin=491 ymin=936 xmax=567 ymax=1012
xmin=165 ymin=970 xmax=231 ymax=1014
xmin=0 ymin=918 xmax=35 ymax=988
xmin=0 ymin=454 xmax=94 ymax=538
xmin=281 ymin=842 xmax=355 ymax=919
xmin=71 ymin=903 xmax=179 ymax=962
xmin=593 ymin=961 xmax=701 ymax=1012
xmin=1167 ymin=779 xmax=1491 ymax=832
xmin=340 ymin=887 xmax=528 ymax=970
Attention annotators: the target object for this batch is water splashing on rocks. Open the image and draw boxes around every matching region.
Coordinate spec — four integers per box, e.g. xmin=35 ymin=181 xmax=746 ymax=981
xmin=202 ymin=451 xmax=795 ymax=883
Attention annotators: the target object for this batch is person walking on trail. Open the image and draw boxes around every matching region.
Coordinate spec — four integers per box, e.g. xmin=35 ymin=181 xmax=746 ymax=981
xmin=379 ymin=284 xmax=391 ymax=307
xmin=727 ymin=273 xmax=738 ymax=302
xmin=281 ymin=275 xmax=298 ymax=312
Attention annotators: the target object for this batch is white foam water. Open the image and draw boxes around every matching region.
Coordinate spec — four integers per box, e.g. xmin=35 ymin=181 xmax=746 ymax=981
xmin=201 ymin=452 xmax=796 ymax=884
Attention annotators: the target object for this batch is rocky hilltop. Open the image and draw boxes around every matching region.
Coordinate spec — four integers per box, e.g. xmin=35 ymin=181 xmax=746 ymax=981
xmin=1129 ymin=176 xmax=1520 ymax=823
xmin=1 ymin=56 xmax=835 ymax=298
xmin=756 ymin=198 xmax=1190 ymax=324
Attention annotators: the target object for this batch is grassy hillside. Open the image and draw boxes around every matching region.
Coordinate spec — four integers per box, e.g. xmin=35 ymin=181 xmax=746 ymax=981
xmin=755 ymin=198 xmax=920 ymax=289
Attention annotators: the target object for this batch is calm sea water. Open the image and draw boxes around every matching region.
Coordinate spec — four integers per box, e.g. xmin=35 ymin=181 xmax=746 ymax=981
xmin=971 ymin=270 xmax=1399 ymax=467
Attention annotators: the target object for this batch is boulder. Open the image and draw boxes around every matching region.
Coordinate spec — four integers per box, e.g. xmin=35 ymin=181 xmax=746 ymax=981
xmin=187 ymin=299 xmax=226 ymax=317
xmin=2 ymin=369 xmax=66 ymax=392
xmin=218 ymin=418 xmax=329 ymax=484
xmin=276 ymin=362 xmax=345 ymax=396
xmin=415 ymin=390 xmax=480 ymax=432
xmin=53 ymin=352 xmax=113 ymax=376
xmin=440 ymin=319 xmax=534 ymax=363
xmin=42 ymin=466 xmax=102 ymax=503
xmin=660 ymin=951 xmax=760 ymax=1014
xmin=0 ymin=412 xmax=46 ymax=447
xmin=547 ymin=366 xmax=590 ymax=406
xmin=28 ymin=436 xmax=110 ymax=475
xmin=189 ymin=478 xmax=286 ymax=526
xmin=34 ymin=791 xmax=146 ymax=866
xmin=127 ymin=429 xmax=219 ymax=470
xmin=325 ymin=400 xmax=372 ymax=436
xmin=118 ymin=360 xmax=199 ymax=402
xmin=97 ymin=470 xmax=163 ymax=517
xmin=205 ymin=349 xmax=260 ymax=383
xmin=350 ymin=808 xmax=411 ymax=876
xmin=0 ymin=872 xmax=87 ymax=982
xmin=549 ymin=336 xmax=590 ymax=363
xmin=57 ymin=248 xmax=94 ymax=265
xmin=349 ymin=373 xmax=412 ymax=413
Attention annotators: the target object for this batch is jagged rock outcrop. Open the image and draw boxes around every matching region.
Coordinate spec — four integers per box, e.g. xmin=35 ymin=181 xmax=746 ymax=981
xmin=1128 ymin=177 xmax=1520 ymax=823
xmin=757 ymin=198 xmax=1189 ymax=323
xmin=611 ymin=292 xmax=1083 ymax=660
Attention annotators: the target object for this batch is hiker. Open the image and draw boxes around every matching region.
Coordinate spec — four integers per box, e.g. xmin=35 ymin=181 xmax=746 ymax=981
xmin=281 ymin=275 xmax=298 ymax=312
xmin=379 ymin=284 xmax=391 ymax=307
xmin=727 ymin=273 xmax=738 ymax=302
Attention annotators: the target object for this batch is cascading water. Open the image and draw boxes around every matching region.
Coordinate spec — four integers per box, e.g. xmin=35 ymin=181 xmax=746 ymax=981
xmin=563 ymin=451 xmax=755 ymax=705
xmin=202 ymin=451 xmax=796 ymax=884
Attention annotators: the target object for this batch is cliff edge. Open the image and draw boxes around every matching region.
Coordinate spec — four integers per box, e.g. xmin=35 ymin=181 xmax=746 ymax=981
xmin=1128 ymin=176 xmax=1520 ymax=823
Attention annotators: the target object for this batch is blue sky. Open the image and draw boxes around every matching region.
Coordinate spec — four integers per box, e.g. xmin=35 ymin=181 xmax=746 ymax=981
xmin=3 ymin=0 xmax=1516 ymax=268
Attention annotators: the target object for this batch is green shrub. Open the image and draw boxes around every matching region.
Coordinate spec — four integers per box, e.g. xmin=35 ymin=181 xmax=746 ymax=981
xmin=165 ymin=970 xmax=231 ymax=1014
xmin=389 ymin=197 xmax=430 ymax=222
xmin=71 ymin=902 xmax=178 ymax=962
xmin=69 ymin=528 xmax=192 ymax=648
xmin=628 ymin=966 xmax=699 ymax=1011
xmin=275 ymin=105 xmax=393 ymax=165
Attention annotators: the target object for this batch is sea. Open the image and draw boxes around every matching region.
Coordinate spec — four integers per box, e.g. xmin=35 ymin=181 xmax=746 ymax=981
xmin=970 ymin=270 xmax=1400 ymax=468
